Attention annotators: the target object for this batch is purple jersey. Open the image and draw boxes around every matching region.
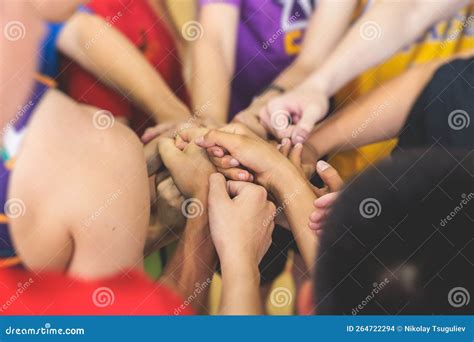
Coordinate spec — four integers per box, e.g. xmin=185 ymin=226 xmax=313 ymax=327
xmin=199 ymin=0 xmax=315 ymax=118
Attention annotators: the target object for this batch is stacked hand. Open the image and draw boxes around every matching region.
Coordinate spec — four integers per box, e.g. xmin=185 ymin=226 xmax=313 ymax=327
xmin=259 ymin=83 xmax=329 ymax=144
xmin=208 ymin=173 xmax=276 ymax=267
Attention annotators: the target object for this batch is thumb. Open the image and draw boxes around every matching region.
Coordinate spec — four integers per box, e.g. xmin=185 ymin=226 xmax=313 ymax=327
xmin=208 ymin=173 xmax=231 ymax=205
xmin=316 ymin=160 xmax=343 ymax=192
xmin=195 ymin=130 xmax=244 ymax=154
xmin=157 ymin=137 xmax=184 ymax=170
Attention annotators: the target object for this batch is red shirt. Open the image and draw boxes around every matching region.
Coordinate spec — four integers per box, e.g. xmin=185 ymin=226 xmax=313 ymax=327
xmin=61 ymin=0 xmax=188 ymax=136
xmin=0 ymin=269 xmax=194 ymax=315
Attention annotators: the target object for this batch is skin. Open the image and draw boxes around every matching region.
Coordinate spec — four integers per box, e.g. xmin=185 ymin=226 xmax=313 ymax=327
xmin=261 ymin=0 xmax=470 ymax=144
xmin=234 ymin=0 xmax=356 ymax=138
xmin=190 ymin=129 xmax=318 ymax=269
xmin=304 ymin=59 xmax=455 ymax=160
xmin=9 ymin=90 xmax=150 ymax=279
xmin=57 ymin=9 xmax=191 ymax=125
xmin=156 ymin=136 xmax=219 ymax=313
xmin=3 ymin=4 xmax=218 ymax=315
xmin=191 ymin=1 xmax=355 ymax=127
xmin=208 ymin=174 xmax=276 ymax=315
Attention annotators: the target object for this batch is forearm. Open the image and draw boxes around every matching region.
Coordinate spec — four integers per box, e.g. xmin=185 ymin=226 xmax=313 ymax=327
xmin=58 ymin=12 xmax=191 ymax=123
xmin=305 ymin=61 xmax=442 ymax=159
xmin=272 ymin=166 xmax=317 ymax=270
xmin=271 ymin=0 xmax=356 ymax=91
xmin=305 ymin=0 xmax=469 ymax=96
xmin=219 ymin=260 xmax=262 ymax=315
xmin=191 ymin=38 xmax=232 ymax=124
xmin=161 ymin=210 xmax=217 ymax=314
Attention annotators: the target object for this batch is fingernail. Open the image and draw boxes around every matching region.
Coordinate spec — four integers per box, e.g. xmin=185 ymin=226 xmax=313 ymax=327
xmin=195 ymin=136 xmax=204 ymax=144
xmin=213 ymin=149 xmax=223 ymax=157
xmin=238 ymin=171 xmax=248 ymax=180
xmin=230 ymin=158 xmax=239 ymax=167
xmin=317 ymin=160 xmax=330 ymax=171
xmin=282 ymin=138 xmax=290 ymax=146
xmin=249 ymin=174 xmax=254 ymax=182
xmin=293 ymin=135 xmax=305 ymax=144
xmin=294 ymin=142 xmax=302 ymax=149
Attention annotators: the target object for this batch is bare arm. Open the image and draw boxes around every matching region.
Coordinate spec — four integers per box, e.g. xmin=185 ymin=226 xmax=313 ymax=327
xmin=305 ymin=61 xmax=443 ymax=159
xmin=271 ymin=0 xmax=356 ymax=91
xmin=307 ymin=0 xmax=470 ymax=96
xmin=57 ymin=12 xmax=191 ymax=123
xmin=160 ymin=213 xmax=216 ymax=314
xmin=191 ymin=3 xmax=239 ymax=124
xmin=263 ymin=0 xmax=470 ymax=143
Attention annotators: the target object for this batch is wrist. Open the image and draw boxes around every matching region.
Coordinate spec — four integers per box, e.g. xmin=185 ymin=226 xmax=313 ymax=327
xmin=270 ymin=164 xmax=309 ymax=201
xmin=220 ymin=255 xmax=260 ymax=282
xmin=305 ymin=72 xmax=331 ymax=97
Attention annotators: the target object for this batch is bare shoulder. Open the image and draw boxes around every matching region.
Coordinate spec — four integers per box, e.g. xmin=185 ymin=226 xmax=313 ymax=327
xmin=12 ymin=89 xmax=148 ymax=222
xmin=9 ymin=90 xmax=149 ymax=274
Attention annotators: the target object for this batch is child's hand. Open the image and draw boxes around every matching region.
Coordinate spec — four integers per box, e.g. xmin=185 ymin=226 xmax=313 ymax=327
xmin=308 ymin=161 xmax=343 ymax=234
xmin=208 ymin=173 xmax=276 ymax=267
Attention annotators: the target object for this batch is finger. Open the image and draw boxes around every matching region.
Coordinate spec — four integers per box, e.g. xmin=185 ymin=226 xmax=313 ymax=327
xmin=210 ymin=155 xmax=240 ymax=169
xmin=316 ymin=160 xmax=343 ymax=192
xmin=308 ymin=221 xmax=323 ymax=231
xmin=278 ymin=138 xmax=291 ymax=157
xmin=217 ymin=167 xmax=253 ymax=182
xmin=309 ymin=209 xmax=326 ymax=223
xmin=313 ymin=192 xmax=339 ymax=209
xmin=208 ymin=173 xmax=231 ymax=205
xmin=302 ymin=163 xmax=316 ymax=179
xmin=144 ymin=137 xmax=164 ymax=176
xmin=195 ymin=130 xmax=245 ymax=153
xmin=312 ymin=185 xmax=328 ymax=198
xmin=206 ymin=146 xmax=225 ymax=158
xmin=157 ymin=137 xmax=184 ymax=170
xmin=233 ymin=113 xmax=267 ymax=139
xmin=288 ymin=142 xmax=303 ymax=166
xmin=175 ymin=134 xmax=187 ymax=150
xmin=226 ymin=180 xmax=252 ymax=197
xmin=179 ymin=127 xmax=210 ymax=143
xmin=141 ymin=123 xmax=175 ymax=143
xmin=156 ymin=176 xmax=173 ymax=195
xmin=291 ymin=102 xmax=325 ymax=144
